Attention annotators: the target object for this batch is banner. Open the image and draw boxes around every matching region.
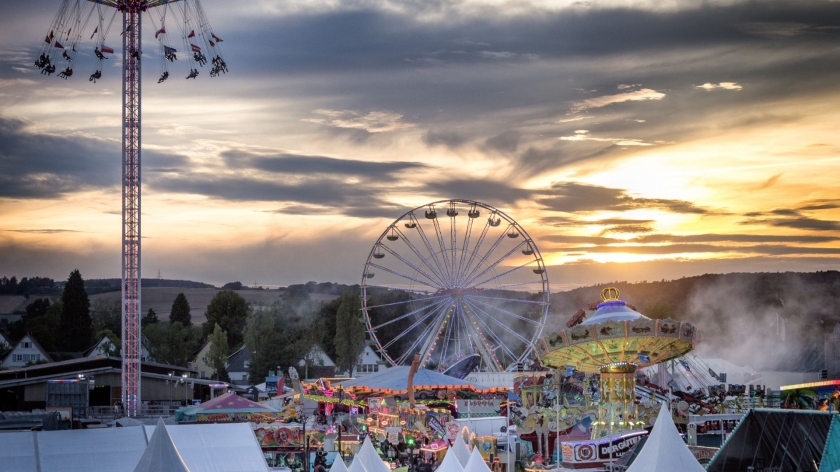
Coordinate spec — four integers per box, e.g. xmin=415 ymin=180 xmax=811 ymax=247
xmin=456 ymin=399 xmax=500 ymax=418
xmin=252 ymin=423 xmax=304 ymax=447
xmin=426 ymin=415 xmax=446 ymax=438
xmin=386 ymin=427 xmax=401 ymax=445
xmin=369 ymin=398 xmax=383 ymax=415
xmin=266 ymin=376 xmax=278 ymax=397
xmin=445 ymin=422 xmax=461 ymax=441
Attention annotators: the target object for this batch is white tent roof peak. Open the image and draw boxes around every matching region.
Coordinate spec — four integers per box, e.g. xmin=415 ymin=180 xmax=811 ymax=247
xmin=436 ymin=444 xmax=465 ymax=472
xmin=347 ymin=456 xmax=367 ymax=472
xmin=133 ymin=418 xmax=189 ymax=472
xmin=451 ymin=433 xmax=472 ymax=468
xmin=463 ymin=448 xmax=491 ymax=472
xmin=626 ymin=402 xmax=706 ymax=472
xmin=330 ymin=457 xmax=349 ymax=472
xmin=356 ymin=436 xmax=391 ymax=472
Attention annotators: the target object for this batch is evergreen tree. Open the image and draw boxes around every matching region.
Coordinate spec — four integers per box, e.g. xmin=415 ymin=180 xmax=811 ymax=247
xmin=169 ymin=293 xmax=192 ymax=326
xmin=333 ymin=288 xmax=366 ymax=377
xmin=207 ymin=323 xmax=229 ymax=380
xmin=142 ymin=308 xmax=159 ymax=327
xmin=203 ymin=290 xmax=251 ymax=350
xmin=58 ymin=270 xmax=93 ymax=352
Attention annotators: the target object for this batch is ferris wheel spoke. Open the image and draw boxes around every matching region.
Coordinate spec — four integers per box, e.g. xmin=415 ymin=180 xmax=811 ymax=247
xmin=380 ymin=243 xmax=447 ymax=288
xmin=450 ymin=213 xmax=458 ymax=281
xmin=368 ymin=263 xmax=439 ymax=290
xmin=457 ymin=217 xmax=475 ymax=282
xmin=458 ymin=301 xmax=504 ymax=371
xmin=464 ymin=295 xmax=543 ymax=325
xmin=462 ymin=225 xmax=512 ymax=284
xmin=364 ymin=293 xmax=449 ymax=310
xmin=392 ymin=226 xmax=448 ymax=287
xmin=394 ymin=304 xmax=450 ymax=364
xmin=440 ymin=301 xmax=456 ymax=363
xmin=418 ymin=303 xmax=453 ymax=365
xmin=466 ymin=294 xmax=548 ymax=306
xmin=369 ymin=298 xmax=450 ymax=330
xmin=484 ymin=280 xmax=547 ymax=290
xmin=380 ymin=301 xmax=447 ymax=351
xmin=458 ymin=219 xmax=490 ymax=282
xmin=472 ymin=259 xmax=534 ymax=288
xmin=410 ymin=221 xmax=452 ymax=287
xmin=464 ymin=240 xmax=526 ymax=287
xmin=461 ymin=300 xmax=518 ymax=360
xmin=432 ymin=217 xmax=454 ymax=285
xmin=462 ymin=298 xmax=534 ymax=346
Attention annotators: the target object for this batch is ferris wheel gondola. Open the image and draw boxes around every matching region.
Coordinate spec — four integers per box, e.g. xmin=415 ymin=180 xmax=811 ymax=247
xmin=362 ymin=199 xmax=549 ymax=373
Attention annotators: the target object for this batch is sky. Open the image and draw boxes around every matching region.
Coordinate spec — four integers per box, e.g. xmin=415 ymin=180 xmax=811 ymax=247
xmin=1 ymin=0 xmax=839 ymax=290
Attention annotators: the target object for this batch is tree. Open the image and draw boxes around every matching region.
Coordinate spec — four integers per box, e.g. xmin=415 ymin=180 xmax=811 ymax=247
xmin=95 ymin=328 xmax=121 ymax=357
xmin=203 ymin=290 xmax=251 ymax=350
xmin=144 ymin=322 xmax=201 ymax=366
xmin=333 ymin=289 xmax=366 ymax=377
xmin=169 ymin=292 xmax=192 ymax=326
xmin=142 ymin=308 xmax=159 ymax=328
xmin=315 ymin=297 xmax=340 ymax=361
xmin=243 ymin=301 xmax=312 ymax=384
xmin=91 ymin=298 xmax=121 ymax=336
xmin=207 ymin=323 xmax=229 ymax=380
xmin=58 ymin=269 xmax=93 ymax=352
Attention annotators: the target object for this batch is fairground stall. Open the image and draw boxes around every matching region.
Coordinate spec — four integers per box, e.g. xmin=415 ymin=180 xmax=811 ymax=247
xmin=301 ymin=366 xmax=508 ymax=467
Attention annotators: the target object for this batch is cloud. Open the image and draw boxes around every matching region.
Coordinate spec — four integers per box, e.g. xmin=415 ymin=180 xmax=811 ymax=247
xmin=632 ymin=233 xmax=839 ymax=244
xmin=423 ymin=129 xmax=469 ymax=149
xmin=303 ymin=109 xmax=415 ymax=133
xmin=222 ymin=150 xmax=426 ymax=178
xmin=540 ymin=216 xmax=656 ymax=234
xmin=536 ymin=182 xmax=712 ymax=214
xmin=549 ymin=243 xmax=840 ymax=256
xmin=751 ymin=173 xmax=782 ymax=191
xmin=483 ymin=131 xmax=520 ymax=154
xmin=740 ymin=216 xmax=840 ymax=232
xmin=422 ymin=179 xmax=532 ymax=204
xmin=559 ymin=129 xmax=654 ymax=146
xmin=736 ymin=22 xmax=813 ymax=38
xmin=697 ymin=82 xmax=743 ymax=91
xmin=3 ymin=229 xmax=82 ymax=234
xmin=570 ymin=88 xmax=665 ymax=113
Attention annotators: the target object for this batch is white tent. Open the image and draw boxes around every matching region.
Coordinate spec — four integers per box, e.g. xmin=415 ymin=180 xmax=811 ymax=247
xmin=0 ymin=431 xmax=38 ymax=472
xmin=356 ymin=436 xmax=391 ymax=472
xmin=451 ymin=433 xmax=472 ymax=468
xmin=626 ymin=402 xmax=706 ymax=472
xmin=463 ymin=448 xmax=491 ymax=472
xmin=36 ymin=425 xmax=149 ymax=472
xmin=166 ymin=422 xmax=269 ymax=472
xmin=435 ymin=444 xmax=465 ymax=472
xmin=133 ymin=418 xmax=189 ymax=472
xmin=330 ymin=456 xmax=350 ymax=472
xmin=347 ymin=456 xmax=368 ymax=472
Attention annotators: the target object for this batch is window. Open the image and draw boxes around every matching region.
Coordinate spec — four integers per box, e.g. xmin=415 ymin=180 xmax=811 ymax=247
xmin=14 ymin=354 xmax=23 ymax=362
xmin=243 ymin=360 xmax=250 ymax=369
xmin=241 ymin=374 xmax=248 ymax=380
xmin=201 ymin=357 xmax=207 ymax=365
xmin=22 ymin=342 xmax=31 ymax=348
xmin=200 ymin=371 xmax=206 ymax=379
xmin=32 ymin=354 xmax=40 ymax=361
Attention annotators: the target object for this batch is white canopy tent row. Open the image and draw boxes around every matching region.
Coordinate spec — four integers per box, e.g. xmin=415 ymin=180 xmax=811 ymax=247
xmin=354 ymin=436 xmax=393 ymax=472
xmin=450 ymin=431 xmax=472 ymax=469
xmin=625 ymin=402 xmax=706 ymax=472
xmin=329 ymin=455 xmax=350 ymax=472
xmin=436 ymin=442 xmax=465 ymax=472
xmin=0 ymin=420 xmax=269 ymax=472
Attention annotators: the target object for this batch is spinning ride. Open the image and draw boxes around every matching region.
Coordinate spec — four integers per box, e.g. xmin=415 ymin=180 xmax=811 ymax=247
xmin=361 ymin=199 xmax=549 ymax=373
xmin=536 ymin=288 xmax=697 ymax=439
xmin=36 ymin=0 xmax=227 ymax=416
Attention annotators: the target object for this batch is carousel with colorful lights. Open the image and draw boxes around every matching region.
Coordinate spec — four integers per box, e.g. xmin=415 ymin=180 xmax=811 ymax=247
xmin=536 ymin=287 xmax=698 ymax=442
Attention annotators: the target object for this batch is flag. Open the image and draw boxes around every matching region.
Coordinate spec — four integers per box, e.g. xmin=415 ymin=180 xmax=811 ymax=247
xmin=120 ymin=24 xmax=133 ymax=36
xmin=190 ymin=43 xmax=201 ymax=53
xmin=211 ymin=33 xmax=223 ymax=42
xmin=164 ymin=46 xmax=177 ymax=54
xmin=54 ymin=41 xmax=65 ymax=49
xmin=188 ymin=30 xmax=195 ymax=38
xmin=101 ymin=45 xmax=114 ymax=54
xmin=155 ymin=27 xmax=165 ymax=39
xmin=209 ymin=40 xmax=215 ymax=47
xmin=90 ymin=26 xmax=98 ymax=39
xmin=277 ymin=376 xmax=285 ymax=394
xmin=45 ymin=30 xmax=54 ymax=43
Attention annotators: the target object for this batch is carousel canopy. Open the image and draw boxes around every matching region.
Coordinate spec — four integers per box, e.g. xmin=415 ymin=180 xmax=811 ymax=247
xmin=626 ymin=402 xmax=705 ymax=472
xmin=463 ymin=448 xmax=491 ymax=472
xmin=337 ymin=367 xmax=503 ymax=395
xmin=175 ymin=391 xmax=280 ymax=421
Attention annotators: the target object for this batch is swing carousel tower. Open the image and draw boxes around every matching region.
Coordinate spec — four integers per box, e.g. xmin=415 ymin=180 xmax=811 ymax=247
xmin=36 ymin=0 xmax=228 ymax=416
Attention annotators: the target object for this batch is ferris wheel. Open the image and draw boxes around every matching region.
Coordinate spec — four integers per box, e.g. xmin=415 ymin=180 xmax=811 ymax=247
xmin=361 ymin=199 xmax=550 ymax=373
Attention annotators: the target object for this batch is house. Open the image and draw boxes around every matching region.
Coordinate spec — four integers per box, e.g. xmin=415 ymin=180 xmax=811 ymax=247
xmin=297 ymin=345 xmax=337 ymax=380
xmin=189 ymin=340 xmax=214 ymax=379
xmin=84 ymin=334 xmax=152 ymax=362
xmin=0 ymin=334 xmax=52 ymax=369
xmin=226 ymin=346 xmax=251 ymax=386
xmin=354 ymin=344 xmax=387 ymax=377
xmin=0 ymin=332 xmax=10 ymax=357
